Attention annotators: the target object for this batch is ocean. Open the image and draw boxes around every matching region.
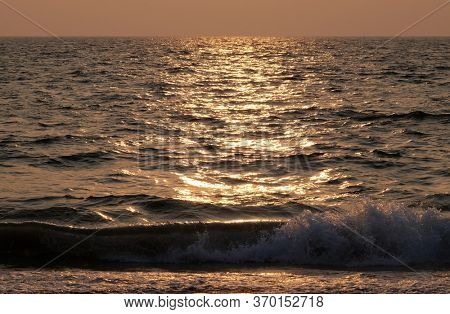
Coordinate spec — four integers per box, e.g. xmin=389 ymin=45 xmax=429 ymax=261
xmin=0 ymin=37 xmax=449 ymax=293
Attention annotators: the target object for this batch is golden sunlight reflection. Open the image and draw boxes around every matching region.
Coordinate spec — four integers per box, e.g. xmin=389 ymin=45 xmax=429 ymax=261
xmin=130 ymin=39 xmax=345 ymax=210
xmin=95 ymin=211 xmax=113 ymax=221
xmin=174 ymin=172 xmax=306 ymax=206
xmin=310 ymin=169 xmax=334 ymax=184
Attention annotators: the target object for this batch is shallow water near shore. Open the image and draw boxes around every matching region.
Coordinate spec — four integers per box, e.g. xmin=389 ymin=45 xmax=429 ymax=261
xmin=2 ymin=266 xmax=449 ymax=293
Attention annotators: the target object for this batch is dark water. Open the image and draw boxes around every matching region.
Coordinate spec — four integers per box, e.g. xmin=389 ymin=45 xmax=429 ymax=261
xmin=0 ymin=38 xmax=449 ymax=272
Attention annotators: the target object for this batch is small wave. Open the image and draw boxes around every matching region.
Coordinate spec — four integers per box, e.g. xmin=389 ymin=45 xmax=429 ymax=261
xmin=18 ymin=195 xmax=83 ymax=202
xmin=0 ymin=206 xmax=108 ymax=224
xmin=327 ymin=154 xmax=403 ymax=169
xmin=1 ymin=193 xmax=315 ymax=223
xmin=178 ymin=114 xmax=225 ymax=125
xmin=69 ymin=69 xmax=88 ymax=77
xmin=372 ymin=149 xmax=402 ymax=158
xmin=31 ymin=135 xmax=82 ymax=145
xmin=37 ymin=122 xmax=66 ymax=128
xmin=338 ymin=109 xmax=450 ymax=122
xmin=423 ymin=194 xmax=450 ymax=211
xmin=281 ymin=152 xmax=325 ymax=160
xmin=399 ymin=129 xmax=427 ymax=136
xmin=283 ymin=73 xmax=306 ymax=81
xmin=1 ymin=201 xmax=448 ymax=268
xmin=83 ymin=194 xmax=151 ymax=207
xmin=43 ymin=151 xmax=115 ymax=167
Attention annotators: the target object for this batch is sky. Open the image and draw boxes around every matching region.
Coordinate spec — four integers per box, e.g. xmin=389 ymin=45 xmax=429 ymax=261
xmin=0 ymin=0 xmax=449 ymax=37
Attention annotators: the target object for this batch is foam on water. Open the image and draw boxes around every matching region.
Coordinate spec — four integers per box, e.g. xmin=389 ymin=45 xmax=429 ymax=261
xmin=1 ymin=201 xmax=448 ymax=268
xmin=164 ymin=201 xmax=450 ymax=266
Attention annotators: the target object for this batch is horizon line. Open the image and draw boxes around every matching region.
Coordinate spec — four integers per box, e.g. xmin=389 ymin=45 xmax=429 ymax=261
xmin=1 ymin=35 xmax=450 ymax=38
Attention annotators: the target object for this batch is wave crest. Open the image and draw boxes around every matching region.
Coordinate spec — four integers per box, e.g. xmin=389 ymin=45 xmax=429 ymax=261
xmin=0 ymin=201 xmax=448 ymax=268
xmin=167 ymin=202 xmax=450 ymax=266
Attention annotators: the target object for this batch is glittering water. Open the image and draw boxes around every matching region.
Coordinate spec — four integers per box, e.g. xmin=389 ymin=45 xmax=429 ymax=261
xmin=2 ymin=266 xmax=449 ymax=293
xmin=0 ymin=38 xmax=449 ymax=278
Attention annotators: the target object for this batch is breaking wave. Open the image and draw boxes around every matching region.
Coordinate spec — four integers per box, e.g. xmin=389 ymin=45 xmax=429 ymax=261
xmin=1 ymin=201 xmax=449 ymax=268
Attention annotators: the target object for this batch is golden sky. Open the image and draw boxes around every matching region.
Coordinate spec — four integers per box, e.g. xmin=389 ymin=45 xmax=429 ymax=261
xmin=1 ymin=0 xmax=449 ymax=36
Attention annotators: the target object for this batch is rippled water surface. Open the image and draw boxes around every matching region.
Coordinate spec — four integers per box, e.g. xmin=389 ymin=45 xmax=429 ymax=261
xmin=2 ymin=266 xmax=449 ymax=293
xmin=0 ymin=38 xmax=449 ymax=276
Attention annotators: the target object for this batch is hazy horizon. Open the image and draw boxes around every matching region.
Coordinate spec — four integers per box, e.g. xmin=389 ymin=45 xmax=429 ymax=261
xmin=1 ymin=35 xmax=450 ymax=38
xmin=1 ymin=0 xmax=449 ymax=37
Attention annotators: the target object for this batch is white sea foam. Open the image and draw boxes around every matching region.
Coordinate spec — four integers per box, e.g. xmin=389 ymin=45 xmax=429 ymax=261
xmin=167 ymin=201 xmax=449 ymax=266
